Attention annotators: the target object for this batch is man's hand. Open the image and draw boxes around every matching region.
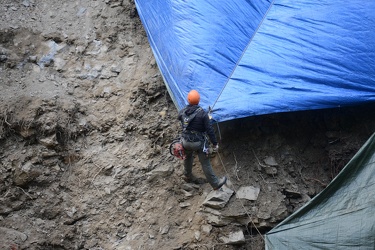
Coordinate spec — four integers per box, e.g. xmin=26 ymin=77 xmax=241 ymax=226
xmin=212 ymin=144 xmax=219 ymax=153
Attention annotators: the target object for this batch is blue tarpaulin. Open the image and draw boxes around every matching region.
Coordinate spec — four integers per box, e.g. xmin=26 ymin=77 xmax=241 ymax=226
xmin=134 ymin=0 xmax=375 ymax=123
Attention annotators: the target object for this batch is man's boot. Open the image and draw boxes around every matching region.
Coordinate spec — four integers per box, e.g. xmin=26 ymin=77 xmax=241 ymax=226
xmin=182 ymin=175 xmax=207 ymax=184
xmin=214 ymin=176 xmax=227 ymax=190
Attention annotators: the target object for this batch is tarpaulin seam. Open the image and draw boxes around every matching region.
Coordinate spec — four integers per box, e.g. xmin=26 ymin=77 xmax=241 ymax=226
xmin=210 ymin=0 xmax=276 ymax=112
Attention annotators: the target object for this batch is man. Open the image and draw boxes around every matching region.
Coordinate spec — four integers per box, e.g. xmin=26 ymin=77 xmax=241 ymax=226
xmin=178 ymin=89 xmax=227 ymax=190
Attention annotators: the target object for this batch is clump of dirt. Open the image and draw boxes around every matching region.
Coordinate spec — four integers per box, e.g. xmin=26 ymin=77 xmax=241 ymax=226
xmin=1 ymin=1 xmax=375 ymax=250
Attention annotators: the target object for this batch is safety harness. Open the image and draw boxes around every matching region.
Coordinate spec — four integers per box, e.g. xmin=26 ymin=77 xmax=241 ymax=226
xmin=181 ymin=107 xmax=202 ymax=131
xmin=169 ymin=107 xmax=203 ymax=159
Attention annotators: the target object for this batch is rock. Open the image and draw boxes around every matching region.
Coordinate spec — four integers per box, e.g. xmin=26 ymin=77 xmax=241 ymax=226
xmin=159 ymin=109 xmax=167 ymax=118
xmin=42 ymin=32 xmax=64 ymax=43
xmin=160 ymin=225 xmax=170 ymax=235
xmin=39 ymin=134 xmax=59 ymax=148
xmin=66 ymin=207 xmax=77 ymax=218
xmin=264 ymin=156 xmax=278 ymax=166
xmin=0 ymin=201 xmax=24 ymax=216
xmin=265 ymin=166 xmax=277 ymax=176
xmin=0 ymin=227 xmax=28 ymax=249
xmin=52 ymin=164 xmax=60 ymax=171
xmin=0 ymin=54 xmax=8 ymax=62
xmin=182 ymin=189 xmax=193 ymax=197
xmin=75 ymin=45 xmax=86 ymax=54
xmin=202 ymin=186 xmax=234 ymax=209
xmin=77 ymin=7 xmax=87 ymax=16
xmin=99 ymin=67 xmax=118 ymax=79
xmin=29 ymin=55 xmax=37 ymax=62
xmin=199 ymin=207 xmax=233 ymax=226
xmin=19 ymin=127 xmax=36 ymax=138
xmin=283 ymin=189 xmax=302 ymax=198
xmin=301 ymin=193 xmax=312 ymax=203
xmin=257 ymin=211 xmax=271 ymax=222
xmin=110 ymin=64 xmax=122 ymax=73
xmin=272 ymin=204 xmax=289 ymax=221
xmin=220 ymin=230 xmax=245 ymax=245
xmin=13 ymin=161 xmax=41 ymax=187
xmin=236 ymin=186 xmax=260 ymax=201
xmin=53 ymin=57 xmax=66 ymax=71
xmin=22 ymin=0 xmax=31 ymax=7
xmin=181 ymin=183 xmax=199 ymax=192
xmin=179 ymin=202 xmax=191 ymax=208
xmin=201 ymin=224 xmax=212 ymax=235
xmin=194 ymin=231 xmax=201 ymax=241
xmin=147 ymin=165 xmax=174 ymax=182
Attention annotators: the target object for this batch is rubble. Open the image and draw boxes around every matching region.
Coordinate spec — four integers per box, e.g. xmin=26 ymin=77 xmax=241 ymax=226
xmin=1 ymin=0 xmax=375 ymax=249
xmin=236 ymin=186 xmax=260 ymax=201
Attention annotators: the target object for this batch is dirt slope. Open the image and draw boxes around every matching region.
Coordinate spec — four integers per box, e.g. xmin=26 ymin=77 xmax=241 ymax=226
xmin=1 ymin=1 xmax=375 ymax=249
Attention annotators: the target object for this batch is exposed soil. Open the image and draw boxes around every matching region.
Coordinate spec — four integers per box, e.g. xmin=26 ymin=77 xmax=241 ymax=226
xmin=1 ymin=1 xmax=375 ymax=249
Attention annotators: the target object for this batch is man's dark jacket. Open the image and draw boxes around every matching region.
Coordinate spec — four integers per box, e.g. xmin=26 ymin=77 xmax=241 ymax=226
xmin=178 ymin=105 xmax=218 ymax=145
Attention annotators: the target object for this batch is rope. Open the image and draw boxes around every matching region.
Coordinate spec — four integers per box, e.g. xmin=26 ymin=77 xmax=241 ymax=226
xmin=217 ymin=152 xmax=264 ymax=240
xmin=214 ymin=122 xmax=265 ymax=241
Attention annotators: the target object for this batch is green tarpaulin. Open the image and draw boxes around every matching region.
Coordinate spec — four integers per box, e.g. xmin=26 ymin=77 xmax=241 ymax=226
xmin=265 ymin=133 xmax=375 ymax=249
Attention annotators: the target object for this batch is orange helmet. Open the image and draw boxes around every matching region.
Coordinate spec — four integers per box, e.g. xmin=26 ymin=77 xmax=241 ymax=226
xmin=187 ymin=90 xmax=200 ymax=105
